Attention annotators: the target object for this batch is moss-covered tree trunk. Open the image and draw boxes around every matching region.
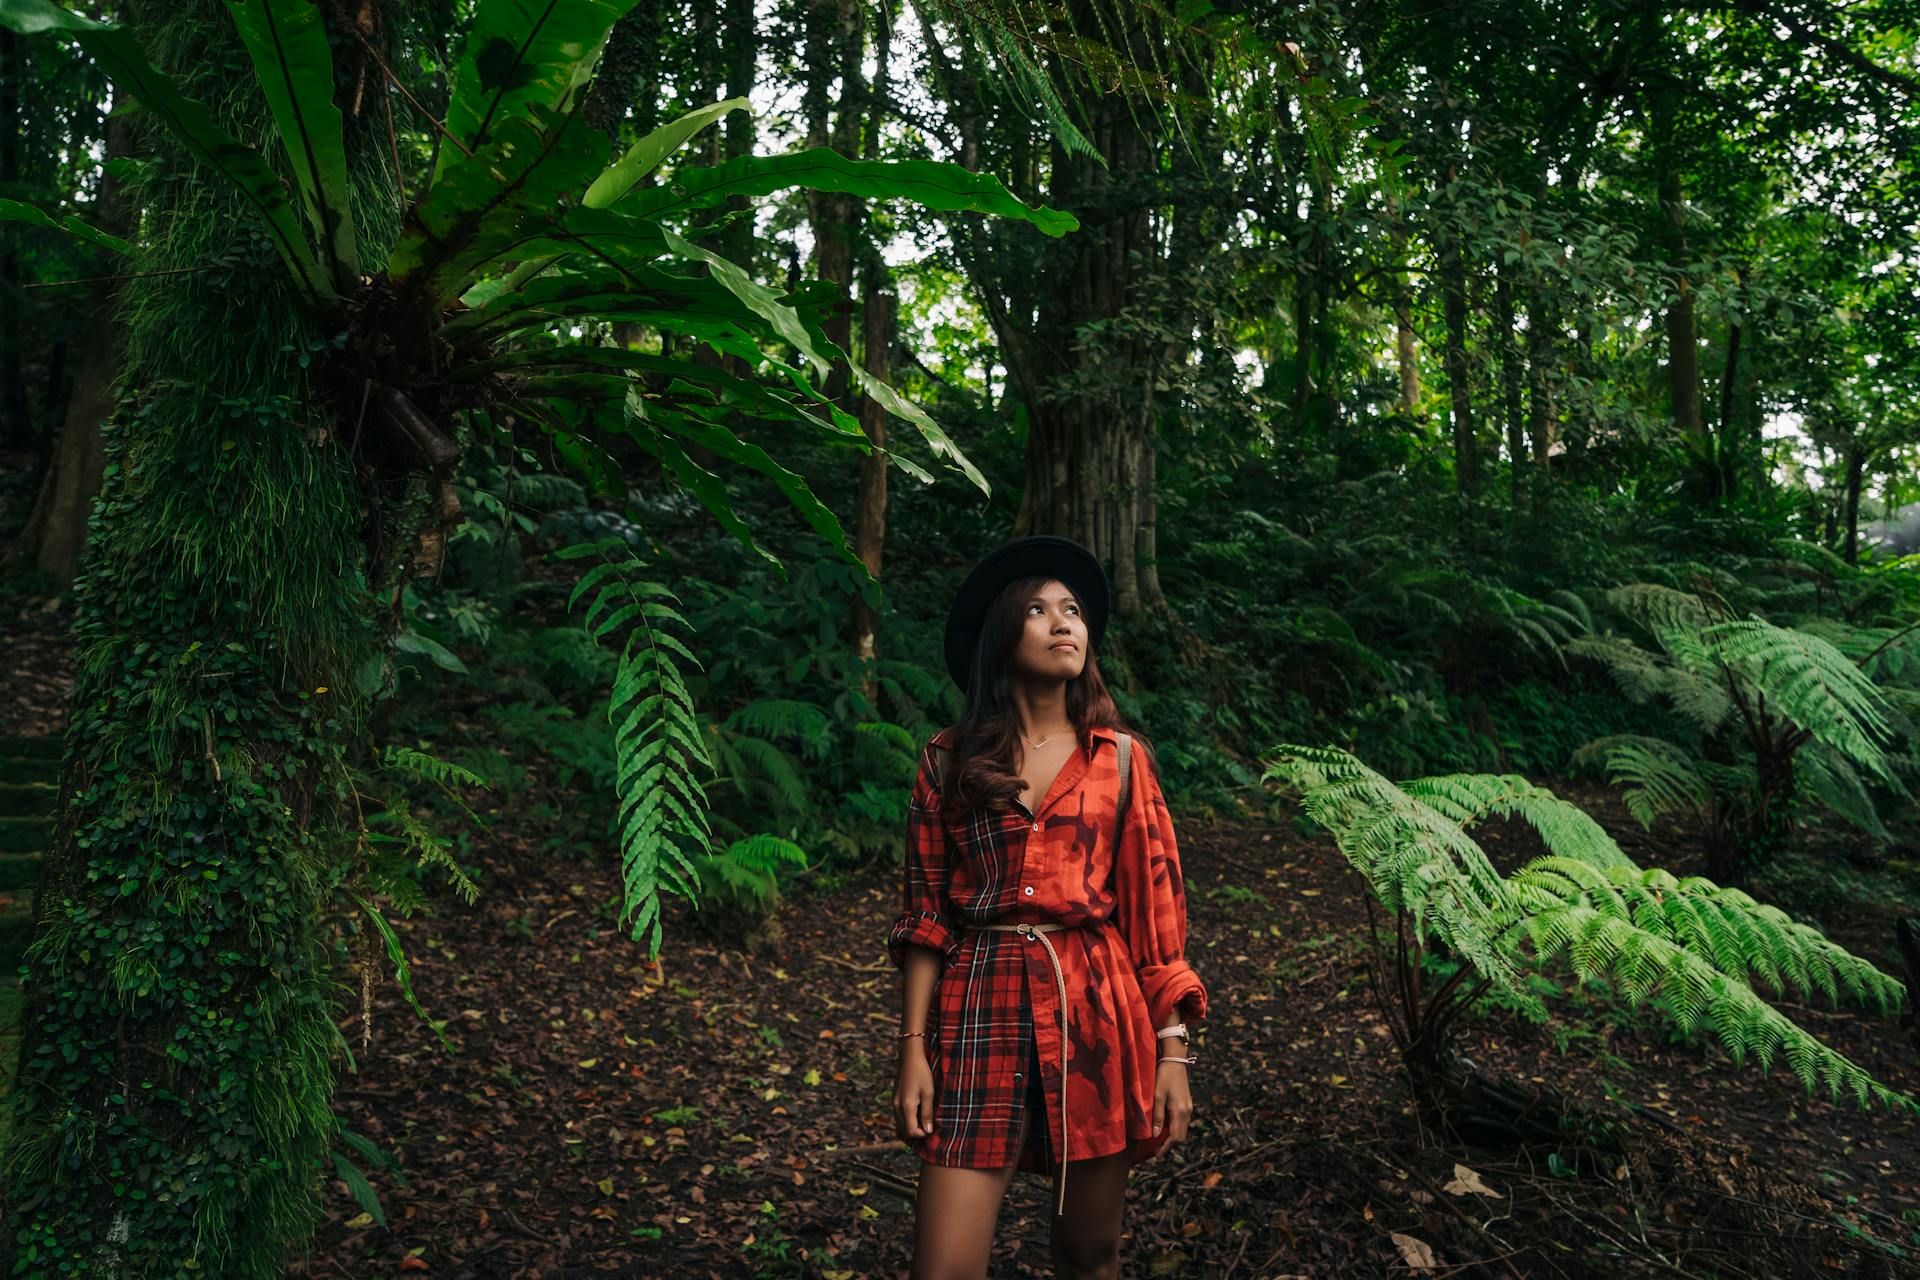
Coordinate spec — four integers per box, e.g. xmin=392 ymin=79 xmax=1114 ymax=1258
xmin=1 ymin=4 xmax=415 ymax=1274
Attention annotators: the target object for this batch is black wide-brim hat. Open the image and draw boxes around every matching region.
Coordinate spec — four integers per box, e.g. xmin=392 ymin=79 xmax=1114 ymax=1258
xmin=944 ymin=535 xmax=1110 ymax=693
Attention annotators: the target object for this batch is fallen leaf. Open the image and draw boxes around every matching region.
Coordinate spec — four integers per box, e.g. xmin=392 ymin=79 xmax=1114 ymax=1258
xmin=1442 ymin=1163 xmax=1503 ymax=1198
xmin=1391 ymin=1232 xmax=1436 ymax=1273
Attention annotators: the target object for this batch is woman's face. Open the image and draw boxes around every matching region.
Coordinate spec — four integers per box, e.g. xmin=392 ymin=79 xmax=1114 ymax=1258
xmin=1008 ymin=579 xmax=1088 ymax=684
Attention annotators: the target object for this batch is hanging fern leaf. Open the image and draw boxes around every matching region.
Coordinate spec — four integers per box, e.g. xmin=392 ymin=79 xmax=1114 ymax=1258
xmin=1564 ymin=633 xmax=1670 ymax=708
xmin=554 ymin=535 xmax=714 ymax=959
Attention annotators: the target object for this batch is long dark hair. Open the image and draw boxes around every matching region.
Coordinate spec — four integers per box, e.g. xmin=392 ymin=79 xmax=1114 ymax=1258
xmin=935 ymin=572 xmax=1156 ymax=816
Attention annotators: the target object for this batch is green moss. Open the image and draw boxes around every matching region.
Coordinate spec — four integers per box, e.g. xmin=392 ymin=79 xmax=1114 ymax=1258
xmin=0 ymin=3 xmax=413 ymax=1275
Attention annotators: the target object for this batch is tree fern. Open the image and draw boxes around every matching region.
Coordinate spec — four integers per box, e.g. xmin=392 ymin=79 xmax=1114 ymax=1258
xmin=1703 ymin=619 xmax=1903 ymax=780
xmin=1271 ymin=744 xmax=1525 ymax=1004
xmin=554 ymin=535 xmax=714 ymax=959
xmin=1400 ymin=771 xmax=1637 ymax=872
xmin=1796 ymin=741 xmax=1895 ymax=844
xmin=1566 ymin=588 xmax=1916 ymax=874
xmin=1269 ymin=744 xmax=1916 ymax=1115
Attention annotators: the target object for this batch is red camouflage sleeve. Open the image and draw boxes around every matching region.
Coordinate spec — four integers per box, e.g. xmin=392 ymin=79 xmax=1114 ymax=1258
xmin=886 ymin=738 xmax=961 ymax=970
xmin=1114 ymin=743 xmax=1208 ymax=1027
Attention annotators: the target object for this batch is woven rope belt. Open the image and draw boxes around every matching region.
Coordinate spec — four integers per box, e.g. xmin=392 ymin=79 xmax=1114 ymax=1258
xmin=974 ymin=919 xmax=1074 ymax=1217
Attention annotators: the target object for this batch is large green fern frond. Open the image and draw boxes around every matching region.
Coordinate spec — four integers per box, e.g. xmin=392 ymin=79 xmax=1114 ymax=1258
xmin=1520 ymin=900 xmax=1908 ymax=1112
xmin=1704 ymin=619 xmax=1898 ymax=776
xmin=873 ymin=657 xmax=950 ymax=713
xmin=1545 ymin=588 xmax=1594 ymax=634
xmin=722 ymin=698 xmax=833 ymax=761
xmin=1850 ymin=625 xmax=1920 ymax=685
xmin=1269 ymin=745 xmax=1522 ymax=998
xmin=555 ymin=536 xmax=714 ymax=959
xmin=713 ymin=731 xmax=812 ymax=817
xmin=1401 ymin=772 xmax=1635 ymax=872
xmin=1510 ymin=858 xmax=1905 ymax=1015
xmin=383 ymin=743 xmax=488 ymax=792
xmin=1277 ymin=747 xmax=1917 ymax=1116
xmin=1649 ymin=626 xmax=1735 ymax=733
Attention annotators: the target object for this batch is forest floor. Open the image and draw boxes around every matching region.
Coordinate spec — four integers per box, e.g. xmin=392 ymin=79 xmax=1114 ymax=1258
xmin=2 ymin=592 xmax=1919 ymax=1278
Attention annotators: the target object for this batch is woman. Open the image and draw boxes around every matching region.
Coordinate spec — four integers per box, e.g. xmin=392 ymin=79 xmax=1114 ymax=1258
xmin=886 ymin=535 xmax=1208 ymax=1280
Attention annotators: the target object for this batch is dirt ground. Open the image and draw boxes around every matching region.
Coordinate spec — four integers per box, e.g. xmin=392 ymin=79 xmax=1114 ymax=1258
xmin=3 ymin=592 xmax=1918 ymax=1278
xmin=283 ymin=790 xmax=1920 ymax=1279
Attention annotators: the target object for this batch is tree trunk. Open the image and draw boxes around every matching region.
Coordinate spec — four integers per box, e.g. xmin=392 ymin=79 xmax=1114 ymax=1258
xmin=1494 ymin=261 xmax=1524 ymax=503
xmin=681 ymin=0 xmax=757 ymax=467
xmin=916 ymin=0 xmax=1190 ymax=618
xmin=850 ymin=0 xmax=892 ymax=706
xmin=584 ymin=1 xmax=662 ymax=140
xmin=853 ymin=280 xmax=894 ymax=688
xmin=1654 ymin=88 xmax=1709 ymax=498
xmin=1525 ymin=295 xmax=1558 ymax=518
xmin=2 ymin=4 xmax=413 ymax=1273
xmin=15 ymin=96 xmax=136 ymax=586
xmin=1717 ymin=273 xmax=1745 ymax=501
xmin=1843 ymin=443 xmax=1865 ymax=565
xmin=1012 ymin=79 xmax=1157 ymax=616
xmin=1394 ymin=238 xmax=1420 ymax=417
xmin=804 ymin=0 xmax=865 ymax=406
xmin=1 ymin=26 xmax=28 ymax=447
xmin=1439 ymin=230 xmax=1475 ymax=498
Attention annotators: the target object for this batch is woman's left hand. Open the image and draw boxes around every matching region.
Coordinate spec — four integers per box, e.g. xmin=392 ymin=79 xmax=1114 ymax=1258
xmin=1150 ymin=1060 xmax=1192 ymax=1145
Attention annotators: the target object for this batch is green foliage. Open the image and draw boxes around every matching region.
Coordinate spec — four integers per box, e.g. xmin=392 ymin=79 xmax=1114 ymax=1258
xmin=226 ymin=0 xmax=360 ymax=278
xmin=1270 ymin=743 xmax=1916 ymax=1114
xmin=0 ymin=0 xmax=338 ymax=301
xmin=1565 ymin=579 xmax=1917 ymax=872
xmin=553 ymin=536 xmax=714 ymax=959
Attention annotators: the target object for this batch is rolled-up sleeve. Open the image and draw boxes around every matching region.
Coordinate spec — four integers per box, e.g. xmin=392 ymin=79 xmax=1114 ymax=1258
xmin=1114 ymin=745 xmax=1207 ymax=1027
xmin=886 ymin=741 xmax=961 ymax=970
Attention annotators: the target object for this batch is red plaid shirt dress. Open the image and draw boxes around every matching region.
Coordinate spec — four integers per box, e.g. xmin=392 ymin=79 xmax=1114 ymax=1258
xmin=886 ymin=724 xmax=1208 ymax=1177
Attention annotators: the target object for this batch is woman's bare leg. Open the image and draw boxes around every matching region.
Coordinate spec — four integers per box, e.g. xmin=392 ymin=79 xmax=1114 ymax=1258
xmin=909 ymin=1102 xmax=1039 ymax=1280
xmin=1046 ymin=1151 xmax=1129 ymax=1280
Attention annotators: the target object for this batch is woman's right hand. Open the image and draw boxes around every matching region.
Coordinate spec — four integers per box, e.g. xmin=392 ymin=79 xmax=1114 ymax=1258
xmin=893 ymin=1042 xmax=937 ymax=1142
